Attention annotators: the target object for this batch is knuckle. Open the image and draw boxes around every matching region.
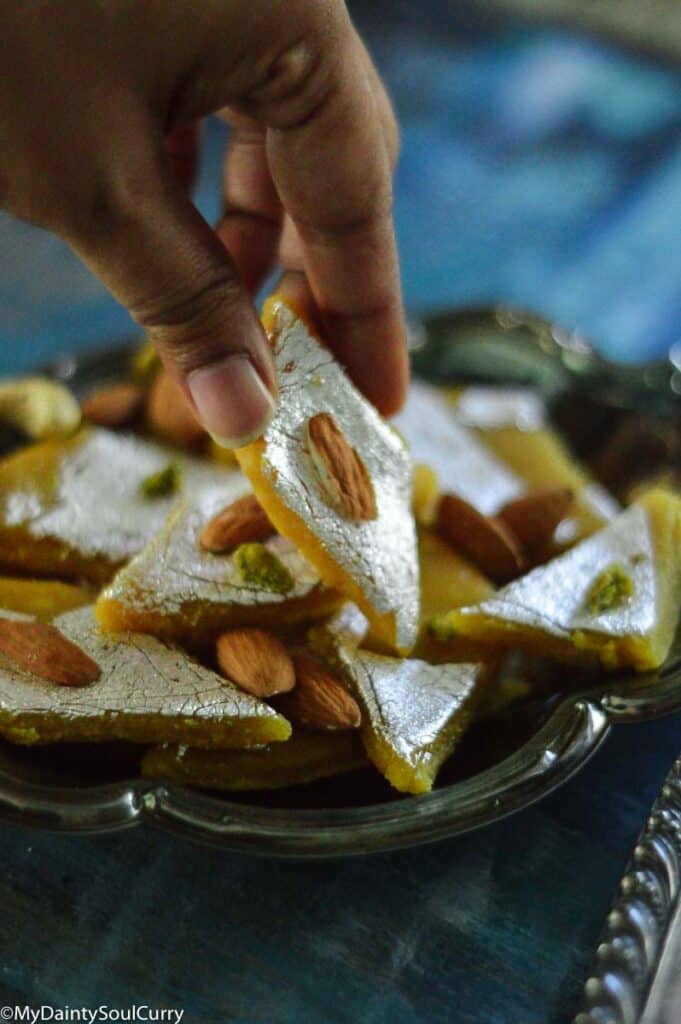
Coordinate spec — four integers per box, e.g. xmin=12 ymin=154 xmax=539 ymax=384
xmin=70 ymin=156 xmax=158 ymax=243
xmin=245 ymin=3 xmax=349 ymax=129
xmin=138 ymin=272 xmax=247 ymax=375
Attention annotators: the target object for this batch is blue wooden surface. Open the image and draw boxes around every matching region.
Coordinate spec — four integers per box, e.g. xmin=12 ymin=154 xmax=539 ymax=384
xmin=0 ymin=11 xmax=680 ymax=1023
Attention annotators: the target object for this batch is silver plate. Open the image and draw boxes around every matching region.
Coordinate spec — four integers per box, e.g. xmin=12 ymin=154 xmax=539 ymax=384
xmin=0 ymin=307 xmax=678 ymax=857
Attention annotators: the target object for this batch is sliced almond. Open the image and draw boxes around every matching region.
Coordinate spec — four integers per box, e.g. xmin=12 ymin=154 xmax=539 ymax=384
xmin=0 ymin=618 xmax=101 ymax=686
xmin=436 ymin=492 xmax=526 ymax=584
xmin=82 ymin=382 xmax=145 ymax=429
xmin=278 ymin=649 xmax=361 ymax=731
xmin=306 ymin=412 xmax=377 ymax=522
xmin=216 ymin=628 xmax=295 ymax=698
xmin=147 ymin=369 xmax=205 ymax=450
xmin=497 ymin=487 xmax=574 ymax=557
xmin=200 ymin=494 xmax=274 ymax=554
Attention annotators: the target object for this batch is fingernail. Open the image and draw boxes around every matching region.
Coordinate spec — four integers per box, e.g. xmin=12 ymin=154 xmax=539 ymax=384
xmin=187 ymin=356 xmax=276 ymax=448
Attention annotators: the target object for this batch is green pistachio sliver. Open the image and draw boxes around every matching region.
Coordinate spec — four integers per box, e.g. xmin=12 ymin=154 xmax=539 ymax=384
xmin=140 ymin=462 xmax=182 ymax=499
xmin=583 ymin=563 xmax=634 ymax=615
xmin=234 ymin=542 xmax=294 ymax=594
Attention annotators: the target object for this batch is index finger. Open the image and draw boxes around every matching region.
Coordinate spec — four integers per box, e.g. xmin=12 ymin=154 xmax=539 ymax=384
xmin=263 ymin=22 xmax=408 ymax=415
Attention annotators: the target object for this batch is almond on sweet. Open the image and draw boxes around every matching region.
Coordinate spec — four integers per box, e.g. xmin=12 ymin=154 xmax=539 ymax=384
xmin=0 ymin=617 xmax=101 ymax=686
xmin=436 ymin=492 xmax=526 ymax=584
xmin=200 ymin=494 xmax=274 ymax=554
xmin=277 ymin=649 xmax=361 ymax=731
xmin=82 ymin=383 xmax=145 ymax=429
xmin=147 ymin=369 xmax=205 ymax=450
xmin=306 ymin=412 xmax=377 ymax=522
xmin=497 ymin=487 xmax=574 ymax=557
xmin=216 ymin=628 xmax=295 ymax=698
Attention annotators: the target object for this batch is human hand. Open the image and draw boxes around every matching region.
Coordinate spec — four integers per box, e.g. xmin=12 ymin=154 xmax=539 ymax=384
xmin=0 ymin=0 xmax=407 ymax=445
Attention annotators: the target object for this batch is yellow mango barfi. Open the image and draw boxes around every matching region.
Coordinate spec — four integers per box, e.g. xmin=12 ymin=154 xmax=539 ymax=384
xmin=0 ymin=607 xmax=290 ymax=747
xmin=97 ymin=481 xmax=339 ymax=642
xmin=326 ymin=641 xmax=488 ymax=794
xmin=447 ymin=489 xmax=681 ymax=672
xmin=0 ymin=577 xmax=92 ymax=619
xmin=0 ymin=427 xmax=233 ymax=584
xmin=235 ymin=298 xmax=419 ymax=654
xmin=142 ymin=731 xmax=366 ymax=791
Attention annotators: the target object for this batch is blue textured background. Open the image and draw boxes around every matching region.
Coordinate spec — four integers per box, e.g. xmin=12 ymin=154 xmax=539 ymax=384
xmin=0 ymin=8 xmax=680 ymax=1023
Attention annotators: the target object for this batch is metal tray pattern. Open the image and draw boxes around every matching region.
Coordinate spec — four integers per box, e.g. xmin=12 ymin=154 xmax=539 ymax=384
xmin=575 ymin=754 xmax=681 ymax=1024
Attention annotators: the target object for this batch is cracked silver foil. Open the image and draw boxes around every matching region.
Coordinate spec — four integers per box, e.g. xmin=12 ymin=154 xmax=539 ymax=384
xmin=455 ymin=503 xmax=660 ymax=640
xmin=392 ymin=380 xmax=523 ymax=515
xmin=258 ymin=300 xmax=419 ymax=651
xmin=102 ymin=476 xmax=327 ymax=618
xmin=0 ymin=607 xmax=286 ymax=746
xmin=1 ymin=427 xmax=230 ymax=563
xmin=334 ymin=642 xmax=482 ymax=772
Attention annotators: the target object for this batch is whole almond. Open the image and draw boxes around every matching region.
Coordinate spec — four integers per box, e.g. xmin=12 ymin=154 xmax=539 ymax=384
xmin=278 ymin=649 xmax=361 ymax=731
xmin=147 ymin=369 xmax=205 ymax=450
xmin=497 ymin=487 xmax=574 ymax=557
xmin=0 ymin=618 xmax=101 ymax=686
xmin=200 ymin=494 xmax=274 ymax=554
xmin=436 ymin=492 xmax=526 ymax=584
xmin=306 ymin=412 xmax=377 ymax=522
xmin=82 ymin=382 xmax=145 ymax=429
xmin=216 ymin=628 xmax=295 ymax=698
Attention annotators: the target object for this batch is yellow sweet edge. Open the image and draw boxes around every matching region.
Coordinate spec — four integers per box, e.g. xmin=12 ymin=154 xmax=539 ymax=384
xmin=446 ymin=613 xmax=666 ymax=672
xmin=412 ymin=464 xmax=440 ymax=526
xmin=0 ymin=708 xmax=291 ymax=748
xmin=412 ymin=527 xmax=496 ymax=664
xmin=96 ymin=582 xmax=341 ymax=644
xmin=0 ymin=578 xmax=92 ymax=619
xmin=235 ymin=438 xmax=405 ymax=654
xmin=0 ymin=432 xmax=120 ymax=584
xmin=141 ymin=731 xmax=366 ymax=790
xmin=362 ymin=689 xmax=481 ymax=795
xmin=0 ymin=529 xmax=119 ymax=586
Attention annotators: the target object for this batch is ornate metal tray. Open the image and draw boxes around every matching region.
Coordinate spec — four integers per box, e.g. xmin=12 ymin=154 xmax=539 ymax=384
xmin=0 ymin=308 xmax=678 ymax=859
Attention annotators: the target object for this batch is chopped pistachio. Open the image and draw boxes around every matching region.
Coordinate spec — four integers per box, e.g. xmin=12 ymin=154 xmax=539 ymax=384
xmin=584 ymin=563 xmax=634 ymax=614
xmin=140 ymin=462 xmax=181 ymax=499
xmin=427 ymin=612 xmax=458 ymax=643
xmin=234 ymin=542 xmax=294 ymax=594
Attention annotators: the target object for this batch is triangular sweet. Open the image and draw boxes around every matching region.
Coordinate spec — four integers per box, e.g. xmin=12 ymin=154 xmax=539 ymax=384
xmin=97 ymin=478 xmax=338 ymax=643
xmin=448 ymin=489 xmax=681 ymax=671
xmin=324 ymin=641 xmax=486 ymax=794
xmin=0 ymin=607 xmax=290 ymax=747
xmin=0 ymin=427 xmax=231 ymax=583
xmin=235 ymin=298 xmax=419 ymax=654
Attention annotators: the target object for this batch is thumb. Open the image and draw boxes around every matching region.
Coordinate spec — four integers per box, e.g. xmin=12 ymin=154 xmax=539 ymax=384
xmin=67 ymin=155 xmax=277 ymax=448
